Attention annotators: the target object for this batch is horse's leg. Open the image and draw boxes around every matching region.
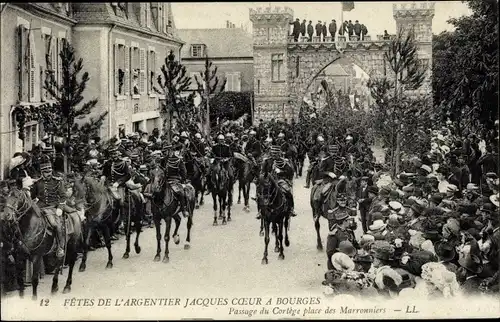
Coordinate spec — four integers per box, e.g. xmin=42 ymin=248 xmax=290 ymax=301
xmin=261 ymin=220 xmax=270 ymax=265
xmin=227 ymin=188 xmax=232 ymax=222
xmin=199 ymin=183 xmax=205 ymax=206
xmin=244 ymin=181 xmax=251 ymax=211
xmin=50 ymin=254 xmax=62 ymax=295
xmin=123 ymin=203 xmax=131 ymax=259
xmin=195 ymin=189 xmax=200 ymax=209
xmin=16 ymin=256 xmax=26 ymax=298
xmin=273 ymin=221 xmax=280 ymax=253
xmin=134 ymin=208 xmax=142 ymax=254
xmin=63 ymin=242 xmax=77 ymax=294
xmin=277 ymin=218 xmax=285 ymax=260
xmin=212 ymin=192 xmax=218 ymax=226
xmin=221 ymin=194 xmax=227 ymax=225
xmin=237 ymin=179 xmax=242 ymax=204
xmin=184 ymin=214 xmax=193 ymax=250
xmin=79 ymin=223 xmax=92 ymax=272
xmin=314 ymin=213 xmax=323 ymax=251
xmin=284 ymin=215 xmax=290 ymax=247
xmin=170 ymin=205 xmax=181 ymax=245
xmin=31 ymin=256 xmax=43 ymax=299
xmin=102 ymin=222 xmax=113 ymax=269
xmin=163 ymin=216 xmax=172 ymax=263
xmin=153 ymin=212 xmax=162 ymax=261
xmin=259 ymin=217 xmax=264 ymax=237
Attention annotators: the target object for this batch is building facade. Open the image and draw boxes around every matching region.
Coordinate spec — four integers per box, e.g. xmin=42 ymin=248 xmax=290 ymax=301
xmin=0 ymin=3 xmax=182 ymax=178
xmin=177 ymin=26 xmax=253 ymax=94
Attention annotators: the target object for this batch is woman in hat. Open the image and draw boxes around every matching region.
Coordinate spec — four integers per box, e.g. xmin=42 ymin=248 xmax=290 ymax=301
xmin=368 ymin=219 xmax=389 ymax=241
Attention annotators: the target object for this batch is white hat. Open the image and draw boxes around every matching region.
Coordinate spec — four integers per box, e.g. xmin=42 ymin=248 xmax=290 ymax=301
xmin=265 ymin=137 xmax=273 ymax=142
xmin=369 ymin=219 xmax=387 ymax=232
xmin=249 ymin=130 xmax=256 ymax=135
xmin=195 ymin=133 xmax=202 ymax=139
xmin=346 ymin=135 xmax=353 ymax=141
xmin=181 ymin=131 xmax=188 ymax=138
xmin=278 ymin=132 xmax=285 ymax=138
xmin=420 ymin=164 xmax=432 ymax=174
xmin=9 ymin=155 xmax=25 ymax=171
xmin=331 ymin=253 xmax=355 ymax=272
xmin=440 ymin=145 xmax=450 ymax=154
xmin=317 ymin=136 xmax=324 ymax=142
xmin=490 ymin=194 xmax=499 ymax=207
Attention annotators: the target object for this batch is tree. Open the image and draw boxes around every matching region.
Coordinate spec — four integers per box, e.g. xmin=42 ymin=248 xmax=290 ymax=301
xmin=43 ymin=40 xmax=107 ymax=172
xmin=367 ymin=27 xmax=430 ymax=175
xmin=194 ymin=56 xmax=226 ymax=135
xmin=155 ymin=50 xmax=195 ymax=142
xmin=433 ymin=0 xmax=498 ymax=142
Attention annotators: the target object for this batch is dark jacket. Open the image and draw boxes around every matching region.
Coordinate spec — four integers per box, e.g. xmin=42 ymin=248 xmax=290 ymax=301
xmin=328 ymin=22 xmax=337 ymax=34
xmin=300 ymin=22 xmax=306 ymax=35
xmin=322 ymin=24 xmax=327 ymax=35
xmin=307 ymin=23 xmax=314 ymax=35
xmin=353 ymin=23 xmax=362 ymax=34
xmin=315 ymin=23 xmax=322 ymax=34
xmin=291 ymin=20 xmax=301 ymax=35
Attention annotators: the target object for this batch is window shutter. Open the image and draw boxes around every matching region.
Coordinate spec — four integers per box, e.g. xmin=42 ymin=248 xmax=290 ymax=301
xmin=57 ymin=38 xmax=63 ymax=91
xmin=124 ymin=45 xmax=130 ymax=95
xmin=163 ymin=4 xmax=168 ymax=33
xmin=146 ymin=3 xmax=151 ymax=28
xmin=29 ymin=30 xmax=37 ymax=102
xmin=235 ymin=72 xmax=241 ymax=92
xmin=113 ymin=44 xmax=118 ymax=95
xmin=17 ymin=26 xmax=25 ymax=101
xmin=140 ymin=48 xmax=146 ymax=94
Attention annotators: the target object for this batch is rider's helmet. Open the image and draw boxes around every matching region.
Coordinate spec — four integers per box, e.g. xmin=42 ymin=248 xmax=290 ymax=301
xmin=278 ymin=132 xmax=285 ymax=139
xmin=269 ymin=145 xmax=282 ymax=158
xmin=249 ymin=130 xmax=256 ymax=136
xmin=217 ymin=134 xmax=225 ymax=141
xmin=195 ymin=133 xmax=202 ymax=139
xmin=345 ymin=135 xmax=353 ymax=142
xmin=180 ymin=131 xmax=188 ymax=139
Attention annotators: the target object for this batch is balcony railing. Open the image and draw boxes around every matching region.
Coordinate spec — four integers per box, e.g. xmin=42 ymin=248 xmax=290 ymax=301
xmin=287 ymin=34 xmax=395 ymax=44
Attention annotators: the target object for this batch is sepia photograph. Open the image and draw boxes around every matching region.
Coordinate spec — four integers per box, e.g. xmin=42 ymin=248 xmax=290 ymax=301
xmin=0 ymin=1 xmax=498 ymax=320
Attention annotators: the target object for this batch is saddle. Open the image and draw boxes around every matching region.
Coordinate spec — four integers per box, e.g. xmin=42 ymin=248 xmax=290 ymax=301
xmin=42 ymin=208 xmax=78 ymax=237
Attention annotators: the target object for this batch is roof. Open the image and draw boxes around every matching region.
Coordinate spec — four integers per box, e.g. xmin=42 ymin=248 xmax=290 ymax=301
xmin=323 ymin=64 xmax=350 ymax=76
xmin=177 ymin=28 xmax=253 ymax=58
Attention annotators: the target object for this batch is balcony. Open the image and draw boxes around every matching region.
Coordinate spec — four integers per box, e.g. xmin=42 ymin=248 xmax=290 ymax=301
xmin=287 ymin=34 xmax=395 ymax=44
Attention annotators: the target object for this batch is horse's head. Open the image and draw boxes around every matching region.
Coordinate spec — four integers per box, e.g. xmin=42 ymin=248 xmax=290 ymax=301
xmin=150 ymin=167 xmax=165 ymax=194
xmin=1 ymin=189 xmax=29 ymax=224
xmin=257 ymin=174 xmax=276 ymax=207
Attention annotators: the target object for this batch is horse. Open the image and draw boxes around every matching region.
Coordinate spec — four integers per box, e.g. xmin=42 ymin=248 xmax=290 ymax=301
xmin=256 ymin=173 xmax=291 ymax=264
xmin=210 ymin=158 xmax=233 ymax=225
xmin=149 ymin=167 xmax=196 ymax=262
xmin=310 ymin=176 xmax=340 ymax=251
xmin=79 ymin=176 xmax=115 ymax=270
xmin=121 ymin=182 xmax=144 ymax=260
xmin=234 ymin=153 xmax=255 ymax=212
xmin=1 ymin=188 xmax=83 ymax=299
xmin=185 ymin=152 xmax=206 ymax=209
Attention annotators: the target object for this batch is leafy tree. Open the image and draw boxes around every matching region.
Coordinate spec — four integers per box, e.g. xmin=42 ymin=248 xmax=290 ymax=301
xmin=367 ymin=27 xmax=430 ymax=175
xmin=194 ymin=56 xmax=226 ymax=135
xmin=433 ymin=0 xmax=498 ymax=142
xmin=41 ymin=40 xmax=107 ymax=172
xmin=155 ymin=50 xmax=195 ymax=142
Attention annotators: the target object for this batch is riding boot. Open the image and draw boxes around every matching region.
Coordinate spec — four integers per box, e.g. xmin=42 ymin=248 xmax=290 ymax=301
xmin=305 ymin=169 xmax=311 ymax=188
xmin=179 ymin=193 xmax=189 ymax=218
xmin=54 ymin=221 xmax=65 ymax=258
xmin=255 ymin=191 xmax=262 ymax=220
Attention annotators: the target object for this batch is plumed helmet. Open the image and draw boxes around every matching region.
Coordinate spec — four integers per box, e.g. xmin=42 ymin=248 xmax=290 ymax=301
xmin=278 ymin=132 xmax=285 ymax=138
xmin=195 ymin=133 xmax=202 ymax=139
xmin=180 ymin=131 xmax=188 ymax=138
xmin=249 ymin=130 xmax=256 ymax=135
xmin=217 ymin=134 xmax=225 ymax=140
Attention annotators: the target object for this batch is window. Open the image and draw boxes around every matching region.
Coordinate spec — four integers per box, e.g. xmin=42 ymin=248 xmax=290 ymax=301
xmin=163 ymin=4 xmax=169 ymax=33
xmin=42 ymin=33 xmax=57 ymax=100
xmin=147 ymin=50 xmax=156 ymax=94
xmin=150 ymin=3 xmax=159 ymax=30
xmin=145 ymin=3 xmax=151 ymax=28
xmin=118 ymin=124 xmax=126 ymax=138
xmin=271 ymin=53 xmax=284 ymax=82
xmin=191 ymin=45 xmax=204 ymax=58
xmin=225 ymin=72 xmax=241 ymax=92
xmin=133 ymin=121 xmax=143 ymax=133
xmin=17 ymin=25 xmax=37 ymax=102
xmin=56 ymin=38 xmax=65 ymax=94
xmin=114 ymin=43 xmax=129 ymax=96
xmin=146 ymin=118 xmax=159 ymax=133
xmin=131 ymin=46 xmax=140 ymax=95
xmin=16 ymin=122 xmax=39 ymax=152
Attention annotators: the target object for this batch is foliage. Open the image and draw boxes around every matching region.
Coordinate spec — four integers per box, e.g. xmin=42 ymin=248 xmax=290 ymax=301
xmin=367 ymin=27 xmax=431 ymax=175
xmin=193 ymin=56 xmax=226 ymax=134
xmin=208 ymin=91 xmax=252 ymax=126
xmin=155 ymin=50 xmax=195 ymax=140
xmin=432 ymin=0 xmax=498 ymax=141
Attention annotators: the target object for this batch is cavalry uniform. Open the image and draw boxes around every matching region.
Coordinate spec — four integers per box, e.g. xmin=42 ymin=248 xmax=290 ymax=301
xmin=163 ymin=146 xmax=190 ymax=217
xmin=211 ymin=135 xmax=234 ymax=179
xmin=305 ymin=137 xmax=326 ymax=188
xmin=32 ymin=160 xmax=67 ymax=258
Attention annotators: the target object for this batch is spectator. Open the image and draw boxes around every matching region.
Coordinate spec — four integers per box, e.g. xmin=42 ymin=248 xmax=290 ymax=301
xmin=329 ymin=19 xmax=337 ymax=41
xmin=340 ymin=20 xmax=348 ymax=36
xmin=361 ymin=24 xmax=368 ymax=40
xmin=315 ymin=20 xmax=322 ymax=37
xmin=354 ymin=20 xmax=362 ymax=39
xmin=347 ymin=20 xmax=354 ymax=37
xmin=290 ymin=18 xmax=301 ymax=41
xmin=307 ymin=20 xmax=314 ymax=42
xmin=300 ymin=19 xmax=306 ymax=38
xmin=383 ymin=30 xmax=390 ymax=40
xmin=322 ymin=21 xmax=328 ymax=41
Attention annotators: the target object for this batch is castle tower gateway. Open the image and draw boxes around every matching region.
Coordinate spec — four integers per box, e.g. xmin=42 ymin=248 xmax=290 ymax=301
xmin=250 ymin=2 xmax=434 ymax=124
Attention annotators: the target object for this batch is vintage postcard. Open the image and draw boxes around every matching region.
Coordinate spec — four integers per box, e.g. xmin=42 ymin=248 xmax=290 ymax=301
xmin=1 ymin=1 xmax=499 ymax=320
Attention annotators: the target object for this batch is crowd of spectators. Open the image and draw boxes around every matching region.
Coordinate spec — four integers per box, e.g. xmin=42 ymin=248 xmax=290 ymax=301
xmin=290 ymin=18 xmax=370 ymax=42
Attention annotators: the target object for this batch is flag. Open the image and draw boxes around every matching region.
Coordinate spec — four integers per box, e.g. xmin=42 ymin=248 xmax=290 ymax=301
xmin=342 ymin=2 xmax=355 ymax=11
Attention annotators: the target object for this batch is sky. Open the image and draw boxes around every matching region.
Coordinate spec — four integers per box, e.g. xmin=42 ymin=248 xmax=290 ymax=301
xmin=172 ymin=1 xmax=472 ymax=36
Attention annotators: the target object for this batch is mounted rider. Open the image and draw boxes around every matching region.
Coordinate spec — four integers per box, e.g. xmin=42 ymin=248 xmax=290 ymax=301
xmin=31 ymin=157 xmax=68 ymax=258
xmin=161 ymin=143 xmax=190 ymax=218
xmin=257 ymin=145 xmax=297 ymax=219
xmin=245 ymin=129 xmax=263 ymax=173
xmin=305 ymin=135 xmax=326 ymax=188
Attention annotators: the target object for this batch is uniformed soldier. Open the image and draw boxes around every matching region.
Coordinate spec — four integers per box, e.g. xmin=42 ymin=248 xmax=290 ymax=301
xmin=102 ymin=144 xmax=136 ymax=208
xmin=257 ymin=145 xmax=297 ymax=219
xmin=162 ymin=144 xmax=190 ymax=218
xmin=32 ymin=158 xmax=67 ymax=258
xmin=246 ymin=130 xmax=262 ymax=167
xmin=305 ymin=135 xmax=326 ymax=188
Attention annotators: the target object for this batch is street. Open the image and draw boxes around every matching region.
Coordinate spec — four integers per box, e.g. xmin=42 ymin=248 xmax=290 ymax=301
xmin=2 ymin=158 xmax=338 ymax=319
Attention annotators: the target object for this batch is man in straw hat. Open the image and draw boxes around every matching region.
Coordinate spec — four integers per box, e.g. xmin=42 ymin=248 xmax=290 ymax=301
xmin=31 ymin=156 xmax=67 ymax=258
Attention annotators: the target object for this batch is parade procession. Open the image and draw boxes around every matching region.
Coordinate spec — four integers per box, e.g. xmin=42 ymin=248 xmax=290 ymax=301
xmin=0 ymin=2 xmax=499 ymax=320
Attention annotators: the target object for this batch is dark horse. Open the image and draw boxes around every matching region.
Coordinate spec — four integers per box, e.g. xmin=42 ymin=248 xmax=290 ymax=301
xmin=234 ymin=153 xmax=255 ymax=213
xmin=121 ymin=184 xmax=144 ymax=259
xmin=150 ymin=167 xmax=196 ymax=262
xmin=210 ymin=158 xmax=233 ymax=225
xmin=310 ymin=177 xmax=341 ymax=251
xmin=185 ymin=152 xmax=206 ymax=209
xmin=1 ymin=188 xmax=84 ymax=299
xmin=79 ymin=176 xmax=115 ymax=270
xmin=256 ymin=174 xmax=291 ymax=264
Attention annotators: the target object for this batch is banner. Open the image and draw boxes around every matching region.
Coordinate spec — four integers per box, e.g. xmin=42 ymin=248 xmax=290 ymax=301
xmin=342 ymin=2 xmax=355 ymax=11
